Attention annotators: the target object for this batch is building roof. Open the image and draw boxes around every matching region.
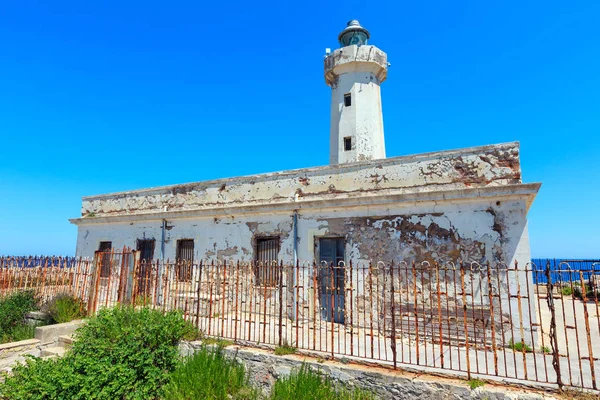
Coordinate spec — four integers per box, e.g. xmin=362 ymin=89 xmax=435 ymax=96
xmin=71 ymin=141 xmax=540 ymax=224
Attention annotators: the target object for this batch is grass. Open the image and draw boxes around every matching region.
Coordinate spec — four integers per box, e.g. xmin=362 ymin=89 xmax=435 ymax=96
xmin=559 ymin=388 xmax=599 ymax=400
xmin=573 ymin=284 xmax=600 ymax=301
xmin=0 ymin=290 xmax=41 ymax=344
xmin=274 ymin=342 xmax=297 ymax=356
xmin=541 ymin=345 xmax=552 ymax=354
xmin=162 ymin=346 xmax=257 ymax=400
xmin=134 ymin=295 xmax=153 ymax=307
xmin=203 ymin=337 xmax=234 ymax=347
xmin=467 ymin=378 xmax=485 ymax=390
xmin=45 ymin=294 xmax=86 ymax=323
xmin=271 ymin=363 xmax=375 ymax=400
xmin=509 ymin=339 xmax=533 ymax=353
xmin=0 ymin=324 xmax=38 ymax=343
xmin=561 ymin=286 xmax=573 ymax=296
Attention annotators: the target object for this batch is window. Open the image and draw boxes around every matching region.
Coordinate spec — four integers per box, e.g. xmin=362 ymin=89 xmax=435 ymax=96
xmin=176 ymin=239 xmax=194 ymax=282
xmin=255 ymin=237 xmax=280 ymax=286
xmin=344 ymin=137 xmax=352 ymax=151
xmin=344 ymin=93 xmax=351 ymax=107
xmin=98 ymin=241 xmax=112 ymax=278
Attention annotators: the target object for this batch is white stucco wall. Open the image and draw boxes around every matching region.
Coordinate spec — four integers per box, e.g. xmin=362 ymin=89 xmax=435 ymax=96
xmin=75 ymin=196 xmax=531 ymax=267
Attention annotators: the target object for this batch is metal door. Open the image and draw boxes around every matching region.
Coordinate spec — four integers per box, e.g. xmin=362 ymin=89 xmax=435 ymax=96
xmin=98 ymin=241 xmax=112 ymax=278
xmin=319 ymin=238 xmax=345 ymax=324
xmin=136 ymin=239 xmax=155 ymax=294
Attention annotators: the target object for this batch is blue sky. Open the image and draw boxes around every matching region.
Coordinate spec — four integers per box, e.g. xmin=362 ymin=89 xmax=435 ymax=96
xmin=0 ymin=1 xmax=598 ymax=257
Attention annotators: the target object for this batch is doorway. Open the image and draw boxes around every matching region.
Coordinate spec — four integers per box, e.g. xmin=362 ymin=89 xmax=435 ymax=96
xmin=136 ymin=239 xmax=155 ymax=294
xmin=318 ymin=238 xmax=345 ymax=324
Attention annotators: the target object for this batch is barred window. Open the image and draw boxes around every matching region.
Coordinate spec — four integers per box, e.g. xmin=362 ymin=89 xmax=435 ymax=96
xmin=176 ymin=239 xmax=194 ymax=282
xmin=255 ymin=238 xmax=280 ymax=287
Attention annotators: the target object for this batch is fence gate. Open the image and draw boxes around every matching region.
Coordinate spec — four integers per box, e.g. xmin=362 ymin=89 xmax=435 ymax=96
xmin=89 ymin=249 xmax=140 ymax=314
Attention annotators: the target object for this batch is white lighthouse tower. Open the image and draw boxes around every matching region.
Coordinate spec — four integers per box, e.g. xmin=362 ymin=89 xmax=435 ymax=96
xmin=325 ymin=20 xmax=388 ymax=165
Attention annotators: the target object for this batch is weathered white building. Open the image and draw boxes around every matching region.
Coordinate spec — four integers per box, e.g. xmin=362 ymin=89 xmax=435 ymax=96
xmin=70 ymin=20 xmax=540 ymax=273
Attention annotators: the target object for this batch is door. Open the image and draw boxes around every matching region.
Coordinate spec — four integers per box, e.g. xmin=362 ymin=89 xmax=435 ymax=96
xmin=136 ymin=239 xmax=155 ymax=294
xmin=98 ymin=241 xmax=112 ymax=278
xmin=319 ymin=238 xmax=345 ymax=324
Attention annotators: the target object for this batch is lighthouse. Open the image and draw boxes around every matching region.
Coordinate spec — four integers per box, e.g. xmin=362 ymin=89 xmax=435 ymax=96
xmin=325 ymin=20 xmax=388 ymax=165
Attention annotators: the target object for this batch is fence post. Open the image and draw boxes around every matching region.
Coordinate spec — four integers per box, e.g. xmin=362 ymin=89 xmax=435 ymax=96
xmin=460 ymin=260 xmax=471 ymax=380
xmin=278 ymin=260 xmax=284 ymax=347
xmin=195 ymin=260 xmax=203 ymax=330
xmin=545 ymin=262 xmax=562 ymax=388
xmin=87 ymin=252 xmax=102 ymax=316
xmin=389 ymin=261 xmax=397 ymax=370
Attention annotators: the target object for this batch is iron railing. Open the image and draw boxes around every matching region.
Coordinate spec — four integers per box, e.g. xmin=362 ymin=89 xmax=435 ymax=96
xmin=1 ymin=252 xmax=599 ymax=392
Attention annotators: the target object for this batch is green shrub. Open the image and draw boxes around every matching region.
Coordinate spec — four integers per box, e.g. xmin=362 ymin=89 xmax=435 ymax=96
xmin=44 ymin=293 xmax=86 ymax=323
xmin=0 ymin=290 xmax=38 ymax=333
xmin=0 ymin=306 xmax=198 ymax=400
xmin=0 ymin=324 xmax=37 ymax=343
xmin=162 ymin=346 xmax=257 ymax=400
xmin=561 ymin=286 xmax=573 ymax=296
xmin=271 ymin=363 xmax=375 ymax=400
xmin=573 ymin=284 xmax=600 ymax=301
xmin=509 ymin=339 xmax=533 ymax=353
xmin=274 ymin=342 xmax=296 ymax=356
xmin=541 ymin=345 xmax=552 ymax=354
xmin=468 ymin=378 xmax=485 ymax=389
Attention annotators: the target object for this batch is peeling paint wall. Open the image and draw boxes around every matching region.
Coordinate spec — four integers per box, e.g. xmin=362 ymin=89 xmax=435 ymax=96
xmin=75 ymin=197 xmax=536 ymax=343
xmin=78 ymin=142 xmax=522 ymax=218
xmin=72 ymin=141 xmax=539 ymax=345
xmin=75 ymin=198 xmax=528 ymax=268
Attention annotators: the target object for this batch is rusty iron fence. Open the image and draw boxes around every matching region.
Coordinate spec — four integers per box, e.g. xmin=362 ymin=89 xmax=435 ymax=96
xmin=0 ymin=256 xmax=94 ymax=304
xmin=1 ymin=251 xmax=600 ymax=392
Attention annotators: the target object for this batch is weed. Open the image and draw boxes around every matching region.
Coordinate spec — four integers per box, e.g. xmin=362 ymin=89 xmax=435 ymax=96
xmin=0 ymin=290 xmax=40 ymax=343
xmin=44 ymin=293 xmax=86 ymax=323
xmin=203 ymin=337 xmax=234 ymax=347
xmin=509 ymin=339 xmax=532 ymax=353
xmin=274 ymin=342 xmax=297 ymax=356
xmin=86 ymin=212 xmax=96 ymax=218
xmin=0 ymin=290 xmax=39 ymax=332
xmin=162 ymin=346 xmax=257 ymax=400
xmin=0 ymin=324 xmax=38 ymax=343
xmin=134 ymin=295 xmax=153 ymax=307
xmin=561 ymin=286 xmax=573 ymax=296
xmin=541 ymin=346 xmax=552 ymax=354
xmin=271 ymin=363 xmax=375 ymax=400
xmin=559 ymin=388 xmax=599 ymax=399
xmin=468 ymin=378 xmax=485 ymax=390
xmin=573 ymin=284 xmax=600 ymax=301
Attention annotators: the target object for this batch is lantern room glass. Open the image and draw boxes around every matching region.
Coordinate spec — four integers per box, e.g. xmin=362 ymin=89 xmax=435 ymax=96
xmin=339 ymin=31 xmax=368 ymax=47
